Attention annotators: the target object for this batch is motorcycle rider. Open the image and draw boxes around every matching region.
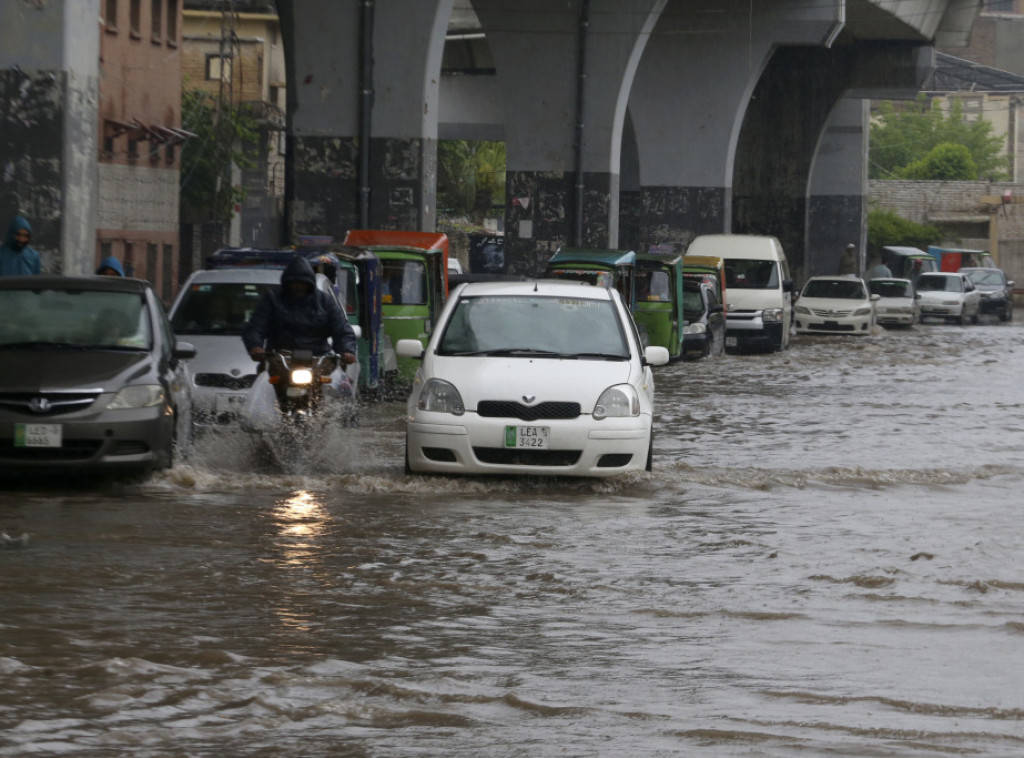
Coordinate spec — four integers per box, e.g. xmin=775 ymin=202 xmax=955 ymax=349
xmin=243 ymin=255 xmax=358 ymax=366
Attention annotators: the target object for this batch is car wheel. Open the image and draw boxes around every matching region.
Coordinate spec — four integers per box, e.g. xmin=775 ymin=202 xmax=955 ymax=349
xmin=645 ymin=433 xmax=653 ymax=473
xmin=404 ymin=438 xmax=413 ymax=475
xmin=955 ymin=308 xmax=965 ymax=325
xmin=971 ymin=307 xmax=980 ymax=325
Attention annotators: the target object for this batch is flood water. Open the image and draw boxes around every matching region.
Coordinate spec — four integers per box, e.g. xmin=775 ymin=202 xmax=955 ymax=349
xmin=2 ymin=318 xmax=1024 ymax=757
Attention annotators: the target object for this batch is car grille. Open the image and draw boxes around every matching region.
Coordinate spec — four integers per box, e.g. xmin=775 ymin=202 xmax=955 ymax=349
xmin=0 ymin=440 xmax=102 ymax=460
xmin=0 ymin=391 xmax=100 ymax=416
xmin=808 ymin=322 xmax=856 ymax=332
xmin=809 ymin=308 xmax=854 ymax=317
xmin=477 ymin=401 xmax=581 ymax=421
xmin=473 ymin=447 xmax=582 ymax=466
xmin=194 ymin=373 xmax=257 ymax=390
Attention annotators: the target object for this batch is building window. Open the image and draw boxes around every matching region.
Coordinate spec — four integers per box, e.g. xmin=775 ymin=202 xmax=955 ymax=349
xmin=165 ymin=142 xmax=175 ymax=165
xmin=206 ymin=54 xmax=232 ymax=83
xmin=128 ymin=138 xmax=139 ymax=160
xmin=124 ymin=242 xmax=135 ymax=277
xmin=165 ymin=0 xmax=178 ymax=46
xmin=151 ymin=0 xmax=162 ymax=41
xmin=162 ymin=244 xmax=174 ymax=302
xmin=129 ymin=0 xmax=141 ymax=36
xmin=104 ymin=0 xmax=118 ymax=31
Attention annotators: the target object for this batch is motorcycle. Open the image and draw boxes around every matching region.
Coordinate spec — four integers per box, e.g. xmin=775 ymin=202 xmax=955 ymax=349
xmin=245 ymin=349 xmax=358 ymax=471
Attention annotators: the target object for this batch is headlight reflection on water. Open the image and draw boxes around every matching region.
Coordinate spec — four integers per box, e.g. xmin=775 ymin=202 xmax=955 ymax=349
xmin=273 ymin=489 xmax=330 ymax=564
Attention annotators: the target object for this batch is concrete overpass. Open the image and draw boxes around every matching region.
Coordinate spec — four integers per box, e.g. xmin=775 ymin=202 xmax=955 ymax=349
xmin=276 ymin=0 xmax=981 ymax=279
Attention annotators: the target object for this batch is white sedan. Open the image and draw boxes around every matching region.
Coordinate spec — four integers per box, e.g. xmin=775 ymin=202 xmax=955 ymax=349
xmin=915 ymin=272 xmax=981 ymax=324
xmin=868 ymin=277 xmax=919 ymax=328
xmin=397 ymin=280 xmax=670 ymax=477
xmin=794 ymin=275 xmax=878 ymax=335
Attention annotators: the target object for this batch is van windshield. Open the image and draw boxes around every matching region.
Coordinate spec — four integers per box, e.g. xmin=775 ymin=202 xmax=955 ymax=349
xmin=171 ymin=282 xmax=275 ymax=336
xmin=724 ymin=259 xmax=778 ymax=290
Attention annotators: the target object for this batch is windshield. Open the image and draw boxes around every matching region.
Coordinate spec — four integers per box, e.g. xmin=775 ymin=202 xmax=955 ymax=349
xmin=682 ymin=284 xmax=704 ymax=314
xmin=0 ymin=288 xmax=151 ymax=349
xmin=868 ymin=280 xmax=912 ymax=298
xmin=336 ymin=268 xmax=358 ymax=315
xmin=724 ymin=259 xmax=778 ymax=290
xmin=171 ymin=282 xmax=275 ymax=335
xmin=547 ymin=268 xmax=616 ymax=288
xmin=917 ymin=276 xmax=962 ymax=293
xmin=637 ymin=269 xmax=671 ymax=302
xmin=438 ymin=295 xmax=628 ymax=358
xmin=965 ymin=269 xmax=1005 ymax=286
xmin=802 ymin=279 xmax=866 ymax=299
xmin=382 ymin=260 xmax=426 ymax=305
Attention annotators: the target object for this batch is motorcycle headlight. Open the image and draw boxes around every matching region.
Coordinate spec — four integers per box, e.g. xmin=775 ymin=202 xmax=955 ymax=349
xmin=107 ymin=384 xmax=165 ymax=409
xmin=683 ymin=322 xmax=707 ymax=335
xmin=593 ymin=384 xmax=639 ymax=419
xmin=291 ymin=368 xmax=314 ymax=385
xmin=854 ymin=306 xmax=873 ymax=317
xmin=417 ymin=378 xmax=465 ymax=415
xmin=762 ymin=308 xmax=783 ymax=323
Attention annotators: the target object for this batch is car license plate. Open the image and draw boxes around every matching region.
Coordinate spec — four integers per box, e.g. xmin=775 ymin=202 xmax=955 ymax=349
xmin=726 ymin=336 xmax=737 ymax=347
xmin=14 ymin=423 xmax=62 ymax=448
xmin=215 ymin=393 xmax=245 ymax=413
xmin=505 ymin=425 xmax=550 ymax=449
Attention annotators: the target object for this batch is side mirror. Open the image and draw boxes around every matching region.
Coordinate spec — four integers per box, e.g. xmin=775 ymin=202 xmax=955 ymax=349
xmin=350 ymin=324 xmax=363 ymax=340
xmin=644 ymin=345 xmax=670 ymax=366
xmin=709 ymin=303 xmax=725 ymax=314
xmin=870 ymin=294 xmax=880 ymax=301
xmin=783 ymin=278 xmax=794 ymax=292
xmin=396 ymin=338 xmax=425 ymax=359
xmin=173 ymin=340 xmax=197 ymax=361
xmin=1008 ymin=280 xmax=1015 ymax=288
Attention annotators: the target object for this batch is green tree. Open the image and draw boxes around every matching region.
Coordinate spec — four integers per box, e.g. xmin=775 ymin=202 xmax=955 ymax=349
xmin=869 ymin=96 xmax=1007 ymax=180
xmin=180 ymin=87 xmax=259 ymax=224
xmin=897 ymin=142 xmax=977 ymax=180
xmin=866 ymin=208 xmax=943 ymax=262
xmin=437 ymin=140 xmax=505 ymax=217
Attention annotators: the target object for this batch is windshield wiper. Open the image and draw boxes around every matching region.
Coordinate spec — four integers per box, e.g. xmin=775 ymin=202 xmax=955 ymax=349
xmin=562 ymin=352 xmax=629 ymax=361
xmin=449 ymin=348 xmax=563 ymax=357
xmin=0 ymin=341 xmax=87 ymax=351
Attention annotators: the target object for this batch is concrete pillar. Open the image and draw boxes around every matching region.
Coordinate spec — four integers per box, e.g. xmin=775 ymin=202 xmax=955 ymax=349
xmin=473 ymin=0 xmax=665 ymax=275
xmin=279 ymin=0 xmax=452 ymax=241
xmin=806 ymin=98 xmax=869 ymax=279
xmin=625 ymin=0 xmax=844 ymax=254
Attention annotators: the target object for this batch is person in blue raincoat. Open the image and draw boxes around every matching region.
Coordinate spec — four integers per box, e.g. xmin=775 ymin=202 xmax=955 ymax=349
xmin=96 ymin=255 xmax=125 ymax=276
xmin=0 ymin=215 xmax=41 ymax=276
xmin=242 ymin=255 xmax=358 ymax=365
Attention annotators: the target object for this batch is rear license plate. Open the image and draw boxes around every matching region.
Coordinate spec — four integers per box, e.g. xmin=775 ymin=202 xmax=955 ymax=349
xmin=15 ymin=423 xmax=62 ymax=448
xmin=725 ymin=336 xmax=737 ymax=347
xmin=505 ymin=425 xmax=550 ymax=449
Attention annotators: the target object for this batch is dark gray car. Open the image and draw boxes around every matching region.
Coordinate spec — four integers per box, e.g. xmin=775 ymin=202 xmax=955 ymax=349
xmin=961 ymin=267 xmax=1014 ymax=322
xmin=0 ymin=276 xmax=195 ymax=474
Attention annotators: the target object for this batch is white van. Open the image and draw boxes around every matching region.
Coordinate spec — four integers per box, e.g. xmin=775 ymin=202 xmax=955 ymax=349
xmin=685 ymin=234 xmax=793 ymax=352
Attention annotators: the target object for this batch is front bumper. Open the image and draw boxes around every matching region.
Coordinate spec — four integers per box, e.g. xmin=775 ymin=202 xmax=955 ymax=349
xmin=725 ymin=314 xmax=784 ymax=349
xmin=406 ymin=413 xmax=652 ymax=478
xmin=794 ymin=314 xmax=872 ymax=334
xmin=0 ymin=406 xmax=173 ymax=470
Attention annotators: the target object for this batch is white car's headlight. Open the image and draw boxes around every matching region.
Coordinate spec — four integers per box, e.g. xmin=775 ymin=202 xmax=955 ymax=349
xmin=794 ymin=305 xmax=811 ymax=315
xmin=762 ymin=308 xmax=783 ymax=323
xmin=107 ymin=384 xmax=166 ymax=410
xmin=683 ymin=322 xmax=707 ymax=335
xmin=593 ymin=384 xmax=640 ymax=419
xmin=417 ymin=378 xmax=465 ymax=415
xmin=853 ymin=306 xmax=873 ymax=317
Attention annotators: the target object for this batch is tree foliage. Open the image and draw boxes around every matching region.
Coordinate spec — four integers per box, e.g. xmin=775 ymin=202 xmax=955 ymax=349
xmin=180 ymin=87 xmax=259 ymax=224
xmin=866 ymin=208 xmax=943 ymax=261
xmin=869 ymin=96 xmax=1007 ymax=180
xmin=438 ymin=140 xmax=506 ymax=217
xmin=898 ymin=143 xmax=977 ymax=180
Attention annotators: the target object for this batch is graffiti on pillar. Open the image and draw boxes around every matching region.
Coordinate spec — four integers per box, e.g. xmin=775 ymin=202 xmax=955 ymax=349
xmin=640 ymin=186 xmax=726 ymax=251
xmin=0 ymin=68 xmax=63 ymax=256
xmin=505 ymin=170 xmax=574 ymax=276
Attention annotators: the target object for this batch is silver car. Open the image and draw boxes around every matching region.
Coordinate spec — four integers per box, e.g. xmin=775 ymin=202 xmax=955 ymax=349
xmin=0 ymin=276 xmax=194 ymax=474
xmin=169 ymin=267 xmax=354 ymax=429
xmin=915 ymin=271 xmax=982 ymax=325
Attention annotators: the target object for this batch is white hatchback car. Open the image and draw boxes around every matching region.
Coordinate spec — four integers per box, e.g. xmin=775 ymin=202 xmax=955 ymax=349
xmin=397 ymin=280 xmax=670 ymax=477
xmin=868 ymin=277 xmax=919 ymax=328
xmin=915 ymin=271 xmax=981 ymax=324
xmin=794 ymin=275 xmax=878 ymax=335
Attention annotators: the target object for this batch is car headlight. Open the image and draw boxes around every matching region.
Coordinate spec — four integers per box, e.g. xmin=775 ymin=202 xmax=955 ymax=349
xmin=853 ymin=306 xmax=873 ymax=317
xmin=416 ymin=378 xmax=465 ymax=415
xmin=107 ymin=384 xmax=166 ymax=410
xmin=683 ymin=322 xmax=707 ymax=335
xmin=794 ymin=305 xmax=811 ymax=315
xmin=593 ymin=384 xmax=639 ymax=419
xmin=762 ymin=308 xmax=783 ymax=322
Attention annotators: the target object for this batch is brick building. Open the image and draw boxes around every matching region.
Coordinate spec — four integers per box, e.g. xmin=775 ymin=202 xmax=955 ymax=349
xmin=98 ymin=0 xmax=184 ymax=303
